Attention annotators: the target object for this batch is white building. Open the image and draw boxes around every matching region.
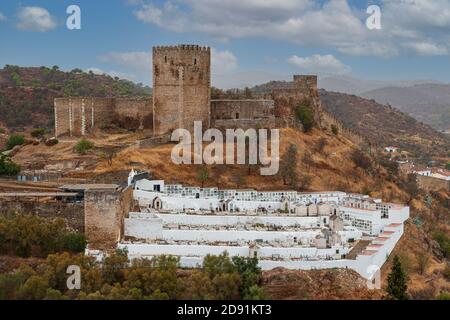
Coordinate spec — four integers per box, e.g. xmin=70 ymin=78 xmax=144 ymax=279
xmin=116 ymin=171 xmax=410 ymax=282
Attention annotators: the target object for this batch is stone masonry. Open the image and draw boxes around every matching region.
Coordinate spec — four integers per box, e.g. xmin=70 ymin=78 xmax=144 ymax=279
xmin=54 ymin=44 xmax=347 ymax=147
xmin=84 ymin=185 xmax=133 ymax=250
xmin=152 ymin=45 xmax=211 ymax=135
xmin=54 ymin=97 xmax=152 ymax=138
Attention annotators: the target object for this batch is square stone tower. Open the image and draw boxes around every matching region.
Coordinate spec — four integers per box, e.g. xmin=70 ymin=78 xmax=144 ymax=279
xmin=152 ymin=45 xmax=211 ymax=136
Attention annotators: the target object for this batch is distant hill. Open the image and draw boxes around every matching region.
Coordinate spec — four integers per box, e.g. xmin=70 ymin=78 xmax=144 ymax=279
xmin=319 ymin=90 xmax=449 ymax=157
xmin=361 ymin=84 xmax=450 ymax=131
xmin=249 ymin=80 xmax=448 ymax=157
xmin=0 ymin=66 xmax=151 ymax=130
xmin=317 ymin=75 xmax=441 ymax=95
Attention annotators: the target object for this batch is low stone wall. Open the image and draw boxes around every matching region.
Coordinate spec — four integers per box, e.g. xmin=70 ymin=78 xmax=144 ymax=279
xmin=0 ymin=201 xmax=85 ymax=232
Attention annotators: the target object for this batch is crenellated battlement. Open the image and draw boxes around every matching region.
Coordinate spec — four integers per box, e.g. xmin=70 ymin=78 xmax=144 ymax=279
xmin=293 ymin=75 xmax=318 ymax=89
xmin=153 ymin=44 xmax=210 ymax=52
xmin=152 ymin=44 xmax=211 ymax=136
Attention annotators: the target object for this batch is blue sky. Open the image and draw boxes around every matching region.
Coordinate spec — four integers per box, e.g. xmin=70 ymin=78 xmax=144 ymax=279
xmin=1 ymin=0 xmax=450 ymax=87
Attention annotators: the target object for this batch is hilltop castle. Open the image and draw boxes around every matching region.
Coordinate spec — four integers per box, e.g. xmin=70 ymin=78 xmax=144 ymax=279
xmin=53 ymin=44 xmax=328 ymax=139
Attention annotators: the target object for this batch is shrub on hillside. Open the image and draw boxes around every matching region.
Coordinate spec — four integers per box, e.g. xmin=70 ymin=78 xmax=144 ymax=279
xmin=432 ymin=231 xmax=450 ymax=258
xmin=58 ymin=233 xmax=87 ymax=253
xmin=74 ymin=139 xmax=94 ymax=154
xmin=0 ymin=155 xmax=21 ymax=176
xmin=331 ymin=124 xmax=339 ymax=135
xmin=6 ymin=134 xmax=25 ymax=150
xmin=31 ymin=128 xmax=46 ymax=139
xmin=295 ymin=105 xmax=315 ymax=132
xmin=0 ymin=250 xmax=265 ymax=300
xmin=45 ymin=138 xmax=59 ymax=146
xmin=0 ymin=212 xmax=86 ymax=257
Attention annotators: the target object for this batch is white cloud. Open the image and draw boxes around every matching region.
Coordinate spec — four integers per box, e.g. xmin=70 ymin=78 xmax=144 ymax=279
xmin=287 ymin=54 xmax=351 ymax=75
xmin=86 ymin=67 xmax=136 ymax=81
xmin=16 ymin=6 xmax=57 ymax=32
xmin=99 ymin=52 xmax=152 ymax=71
xmin=211 ymin=48 xmax=238 ymax=75
xmin=0 ymin=12 xmax=6 ymax=21
xmin=130 ymin=0 xmax=450 ymax=58
xmin=402 ymin=41 xmax=448 ymax=56
xmin=134 ymin=2 xmax=186 ymax=32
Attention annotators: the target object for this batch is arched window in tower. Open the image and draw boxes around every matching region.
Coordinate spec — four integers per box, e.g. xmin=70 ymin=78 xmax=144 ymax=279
xmin=165 ymin=56 xmax=167 ymax=63
xmin=194 ymin=58 xmax=197 ymax=65
xmin=235 ymin=112 xmax=240 ymax=119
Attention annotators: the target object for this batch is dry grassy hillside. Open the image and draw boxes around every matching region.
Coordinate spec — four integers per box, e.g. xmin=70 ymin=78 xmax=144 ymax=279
xmin=320 ymin=90 xmax=449 ymax=158
xmin=90 ymin=128 xmax=406 ymax=202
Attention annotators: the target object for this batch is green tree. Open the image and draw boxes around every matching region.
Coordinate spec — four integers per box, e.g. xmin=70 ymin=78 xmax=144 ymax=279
xmin=59 ymin=233 xmax=87 ymax=253
xmin=279 ymin=144 xmax=298 ymax=187
xmin=232 ymin=256 xmax=262 ymax=297
xmin=16 ymin=276 xmax=49 ymax=300
xmin=197 ymin=166 xmax=210 ymax=188
xmin=295 ymin=105 xmax=315 ymax=132
xmin=6 ymin=134 xmax=25 ymax=150
xmin=331 ymin=124 xmax=339 ymax=135
xmin=75 ymin=139 xmax=94 ymax=154
xmin=203 ymin=253 xmax=236 ymax=278
xmin=0 ymin=274 xmax=23 ymax=300
xmin=31 ymin=128 xmax=46 ymax=139
xmin=102 ymin=249 xmax=129 ymax=285
xmin=386 ymin=255 xmax=408 ymax=300
xmin=432 ymin=231 xmax=450 ymax=258
xmin=0 ymin=155 xmax=21 ymax=176
xmin=446 ymin=162 xmax=450 ymax=170
xmin=243 ymin=285 xmax=266 ymax=300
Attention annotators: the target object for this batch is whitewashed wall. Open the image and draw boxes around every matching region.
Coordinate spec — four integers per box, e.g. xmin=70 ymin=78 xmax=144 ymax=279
xmin=160 ymin=229 xmax=321 ymax=242
xmin=156 ymin=214 xmax=324 ymax=228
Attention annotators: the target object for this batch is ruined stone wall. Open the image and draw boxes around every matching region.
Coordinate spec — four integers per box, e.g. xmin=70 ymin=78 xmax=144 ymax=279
xmin=272 ymin=75 xmax=323 ymax=128
xmin=211 ymin=99 xmax=274 ymax=120
xmin=92 ymin=98 xmax=115 ymax=130
xmin=84 ymin=186 xmax=133 ymax=250
xmin=0 ymin=201 xmax=84 ymax=232
xmin=54 ymin=97 xmax=152 ymax=137
xmin=417 ymin=175 xmax=450 ymax=192
xmin=321 ymin=110 xmax=365 ymax=146
xmin=153 ymin=45 xmax=211 ymax=135
xmin=114 ymin=98 xmax=153 ymax=130
xmin=54 ymin=97 xmax=113 ymax=137
xmin=211 ymin=99 xmax=276 ymax=130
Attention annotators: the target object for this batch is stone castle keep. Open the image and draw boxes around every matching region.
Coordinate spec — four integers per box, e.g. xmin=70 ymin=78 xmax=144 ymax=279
xmin=54 ymin=44 xmax=330 ymax=139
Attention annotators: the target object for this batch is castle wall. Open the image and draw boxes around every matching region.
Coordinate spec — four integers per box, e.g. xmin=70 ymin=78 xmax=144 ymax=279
xmin=0 ymin=201 xmax=84 ymax=232
xmin=91 ymin=98 xmax=115 ymax=130
xmin=84 ymin=186 xmax=133 ymax=250
xmin=211 ymin=99 xmax=276 ymax=130
xmin=153 ymin=45 xmax=211 ymax=135
xmin=54 ymin=97 xmax=152 ymax=137
xmin=54 ymin=97 xmax=112 ymax=137
xmin=271 ymin=75 xmax=323 ymax=127
xmin=113 ymin=98 xmax=153 ymax=130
